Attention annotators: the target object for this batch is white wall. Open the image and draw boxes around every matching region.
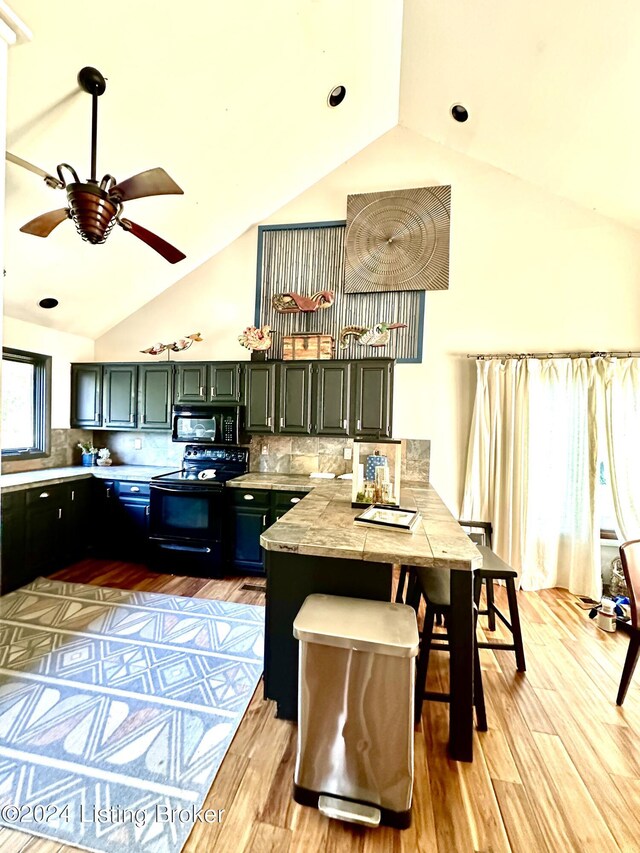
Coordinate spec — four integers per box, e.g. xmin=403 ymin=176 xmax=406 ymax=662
xmin=3 ymin=316 xmax=94 ymax=427
xmin=97 ymin=126 xmax=640 ymax=512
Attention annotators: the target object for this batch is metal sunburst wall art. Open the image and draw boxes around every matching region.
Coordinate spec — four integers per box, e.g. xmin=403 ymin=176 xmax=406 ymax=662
xmin=343 ymin=185 xmax=451 ymax=293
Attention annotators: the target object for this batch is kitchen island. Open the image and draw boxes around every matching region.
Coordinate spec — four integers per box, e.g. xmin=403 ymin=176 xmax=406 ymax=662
xmin=260 ymin=481 xmax=482 ymax=762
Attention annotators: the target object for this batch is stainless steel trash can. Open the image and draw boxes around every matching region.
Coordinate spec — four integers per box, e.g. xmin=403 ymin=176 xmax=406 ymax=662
xmin=292 ymin=593 xmax=419 ymax=829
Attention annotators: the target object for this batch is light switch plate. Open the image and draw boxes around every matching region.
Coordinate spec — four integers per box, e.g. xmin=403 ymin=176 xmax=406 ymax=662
xmin=343 ymin=447 xmax=352 ymax=460
xmin=261 ymin=445 xmax=268 ymax=455
xmin=134 ymin=438 xmax=142 ymax=450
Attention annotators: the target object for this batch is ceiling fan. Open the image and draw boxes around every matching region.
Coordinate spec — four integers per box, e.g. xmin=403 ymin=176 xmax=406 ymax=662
xmin=6 ymin=66 xmax=186 ymax=264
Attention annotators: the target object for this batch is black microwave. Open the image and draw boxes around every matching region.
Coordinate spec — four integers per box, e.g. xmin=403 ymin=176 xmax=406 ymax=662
xmin=172 ymin=405 xmax=243 ymax=445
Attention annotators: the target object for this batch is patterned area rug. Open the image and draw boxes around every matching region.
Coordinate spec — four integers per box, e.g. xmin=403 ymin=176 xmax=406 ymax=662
xmin=0 ymin=578 xmax=265 ymax=853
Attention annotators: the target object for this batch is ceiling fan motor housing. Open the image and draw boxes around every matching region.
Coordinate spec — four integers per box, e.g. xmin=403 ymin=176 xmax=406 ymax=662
xmin=66 ymin=183 xmax=118 ymax=244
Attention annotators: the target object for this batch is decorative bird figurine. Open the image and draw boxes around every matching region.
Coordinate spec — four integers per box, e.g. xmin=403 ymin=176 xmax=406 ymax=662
xmin=238 ymin=325 xmax=272 ymax=352
xmin=339 ymin=322 xmax=407 ymax=349
xmin=141 ymin=332 xmax=203 ymax=356
xmin=272 ymin=290 xmax=335 ymax=313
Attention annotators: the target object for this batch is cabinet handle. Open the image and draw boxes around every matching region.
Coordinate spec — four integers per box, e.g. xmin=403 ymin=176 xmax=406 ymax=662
xmin=280 ymin=417 xmax=284 ymax=428
xmin=58 ymin=508 xmax=62 ymax=520
xmin=39 ymin=492 xmax=49 ymax=499
xmin=211 ymin=386 xmax=215 ymax=397
xmin=267 ymin=416 xmax=272 ymax=428
xmin=243 ymin=494 xmax=254 ymax=501
xmin=290 ymin=497 xmax=300 ymax=504
xmin=343 ymin=419 xmax=348 ymax=430
xmin=71 ymin=490 xmax=75 ymax=501
xmin=130 ymin=486 xmax=140 ymax=493
xmin=262 ymin=514 xmax=267 ymax=526
xmin=356 ymin=419 xmax=361 ymax=431
xmin=145 ymin=505 xmax=150 ymax=516
xmin=106 ymin=487 xmax=111 ymax=498
xmin=199 ymin=386 xmax=204 ymax=396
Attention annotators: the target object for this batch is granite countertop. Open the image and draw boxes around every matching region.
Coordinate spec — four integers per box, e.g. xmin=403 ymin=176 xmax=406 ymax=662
xmin=260 ymin=481 xmax=481 ymax=571
xmin=226 ymin=473 xmax=346 ymax=492
xmin=0 ymin=465 xmax=179 ymax=493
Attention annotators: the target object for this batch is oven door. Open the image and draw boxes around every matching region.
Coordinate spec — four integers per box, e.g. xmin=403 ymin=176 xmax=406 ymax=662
xmin=149 ymin=481 xmax=223 ymax=544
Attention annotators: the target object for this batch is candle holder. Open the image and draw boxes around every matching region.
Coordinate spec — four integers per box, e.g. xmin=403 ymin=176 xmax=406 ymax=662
xmin=352 ymin=438 xmax=402 ymax=508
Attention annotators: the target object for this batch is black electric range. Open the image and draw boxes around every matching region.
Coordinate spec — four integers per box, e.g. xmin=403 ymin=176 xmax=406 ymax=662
xmin=149 ymin=445 xmax=249 ymax=575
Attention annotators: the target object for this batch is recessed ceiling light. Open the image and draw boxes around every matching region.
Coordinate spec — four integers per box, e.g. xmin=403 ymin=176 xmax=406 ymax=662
xmin=38 ymin=297 xmax=59 ymax=309
xmin=451 ymin=104 xmax=469 ymax=122
xmin=328 ymin=85 xmax=347 ymax=107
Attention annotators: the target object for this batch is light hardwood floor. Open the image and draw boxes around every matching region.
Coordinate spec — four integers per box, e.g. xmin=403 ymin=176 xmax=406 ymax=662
xmin=1 ymin=559 xmax=639 ymax=853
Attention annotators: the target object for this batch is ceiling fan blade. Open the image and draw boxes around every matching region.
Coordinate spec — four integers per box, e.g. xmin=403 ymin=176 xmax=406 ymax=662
xmin=119 ymin=217 xmax=186 ymax=264
xmin=110 ymin=168 xmax=183 ymax=202
xmin=6 ymin=152 xmax=63 ymax=188
xmin=20 ymin=208 xmax=70 ymax=237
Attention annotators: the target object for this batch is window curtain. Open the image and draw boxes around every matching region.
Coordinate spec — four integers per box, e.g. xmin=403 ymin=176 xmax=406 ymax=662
xmin=462 ymin=357 xmax=601 ymax=600
xmin=599 ymin=358 xmax=640 ymax=541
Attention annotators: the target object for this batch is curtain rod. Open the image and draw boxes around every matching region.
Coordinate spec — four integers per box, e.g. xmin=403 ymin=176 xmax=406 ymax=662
xmin=466 ymin=350 xmax=640 ymax=360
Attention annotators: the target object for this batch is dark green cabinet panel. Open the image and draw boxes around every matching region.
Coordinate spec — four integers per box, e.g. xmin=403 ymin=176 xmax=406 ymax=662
xmin=0 ymin=491 xmax=26 ymax=595
xmin=210 ymin=364 xmax=241 ymax=402
xmin=66 ymin=478 xmax=93 ymax=560
xmin=174 ymin=364 xmax=208 ymax=404
xmin=174 ymin=363 xmax=241 ymax=404
xmin=314 ymin=363 xmax=350 ymax=436
xmin=139 ymin=364 xmax=173 ymax=430
xmin=231 ymin=506 xmax=267 ymax=570
xmin=352 ymin=361 xmax=393 ymax=438
xmin=278 ymin=363 xmax=313 ymax=434
xmin=70 ymin=364 xmax=103 ymax=428
xmin=245 ymin=364 xmax=276 ymax=433
xmin=24 ymin=484 xmax=68 ymax=576
xmin=103 ymin=365 xmax=138 ymax=428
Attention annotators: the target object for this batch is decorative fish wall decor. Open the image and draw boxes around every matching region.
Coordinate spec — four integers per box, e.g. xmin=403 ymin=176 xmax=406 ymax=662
xmin=140 ymin=332 xmax=202 ymax=356
xmin=339 ymin=322 xmax=407 ymax=349
xmin=272 ymin=290 xmax=334 ymax=313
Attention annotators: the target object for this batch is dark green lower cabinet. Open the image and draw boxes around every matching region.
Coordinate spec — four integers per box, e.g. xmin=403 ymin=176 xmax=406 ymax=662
xmin=0 ymin=490 xmax=26 ymax=595
xmin=95 ymin=480 xmax=150 ymax=559
xmin=228 ymin=488 xmax=307 ymax=574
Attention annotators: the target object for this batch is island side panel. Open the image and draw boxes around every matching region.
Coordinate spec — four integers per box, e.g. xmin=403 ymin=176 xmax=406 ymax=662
xmin=264 ymin=550 xmax=393 ymax=720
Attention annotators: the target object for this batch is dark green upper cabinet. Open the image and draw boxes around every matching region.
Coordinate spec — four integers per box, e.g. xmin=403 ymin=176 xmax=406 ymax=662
xmin=138 ymin=364 xmax=173 ymax=430
xmin=210 ymin=363 xmax=241 ymax=401
xmin=245 ymin=363 xmax=276 ymax=433
xmin=352 ymin=360 xmax=393 ymax=438
xmin=314 ymin=362 xmax=351 ymax=436
xmin=103 ymin=365 xmax=138 ymax=428
xmin=174 ymin=363 xmax=208 ymax=404
xmin=174 ymin=363 xmax=241 ymax=403
xmin=278 ymin=363 xmax=313 ymax=434
xmin=70 ymin=364 xmax=103 ymax=428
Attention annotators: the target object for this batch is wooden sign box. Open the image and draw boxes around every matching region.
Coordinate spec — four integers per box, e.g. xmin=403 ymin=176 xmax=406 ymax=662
xmin=282 ymin=334 xmax=335 ymax=361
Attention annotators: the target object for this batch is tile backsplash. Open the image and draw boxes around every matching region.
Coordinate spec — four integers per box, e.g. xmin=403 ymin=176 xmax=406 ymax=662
xmin=90 ymin=431 xmax=430 ymax=483
xmin=248 ymin=435 xmax=430 ymax=482
xmin=1 ymin=429 xmax=94 ymax=474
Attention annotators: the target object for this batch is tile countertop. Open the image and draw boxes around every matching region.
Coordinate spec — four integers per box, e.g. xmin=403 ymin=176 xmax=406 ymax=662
xmin=0 ymin=465 xmax=180 ymax=493
xmin=226 ymin=473 xmax=345 ymax=492
xmin=260 ymin=481 xmax=482 ymax=571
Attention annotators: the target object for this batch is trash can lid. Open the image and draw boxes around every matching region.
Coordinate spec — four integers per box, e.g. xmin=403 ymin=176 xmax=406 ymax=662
xmin=293 ymin=594 xmax=419 ymax=658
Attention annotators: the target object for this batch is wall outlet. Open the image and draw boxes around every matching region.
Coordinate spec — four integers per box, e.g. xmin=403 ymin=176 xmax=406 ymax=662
xmin=343 ymin=447 xmax=352 ymax=460
xmin=261 ymin=444 xmax=269 ymax=455
xmin=134 ymin=438 xmax=142 ymax=450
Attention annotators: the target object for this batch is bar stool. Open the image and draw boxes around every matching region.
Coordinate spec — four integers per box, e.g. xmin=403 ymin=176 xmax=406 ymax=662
xmin=459 ymin=521 xmax=526 ymax=673
xmin=412 ymin=567 xmax=487 ymax=731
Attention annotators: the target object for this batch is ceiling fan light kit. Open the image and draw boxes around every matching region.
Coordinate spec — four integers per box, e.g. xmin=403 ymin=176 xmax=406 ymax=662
xmin=7 ymin=66 xmax=186 ymax=263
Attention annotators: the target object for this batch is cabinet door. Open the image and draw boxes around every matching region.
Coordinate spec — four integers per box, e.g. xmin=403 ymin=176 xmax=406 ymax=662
xmin=139 ymin=364 xmax=173 ymax=430
xmin=174 ymin=363 xmax=209 ymax=404
xmin=314 ymin=362 xmax=350 ymax=436
xmin=103 ymin=365 xmax=138 ymax=428
xmin=352 ymin=361 xmax=393 ymax=438
xmin=66 ymin=479 xmax=94 ymax=560
xmin=231 ymin=506 xmax=267 ymax=571
xmin=244 ymin=364 xmax=276 ymax=433
xmin=210 ymin=363 xmax=241 ymax=402
xmin=278 ymin=363 xmax=313 ymax=434
xmin=70 ymin=364 xmax=103 ymax=428
xmin=0 ymin=491 xmax=26 ymax=595
xmin=24 ymin=486 xmax=67 ymax=575
xmin=119 ymin=498 xmax=150 ymax=558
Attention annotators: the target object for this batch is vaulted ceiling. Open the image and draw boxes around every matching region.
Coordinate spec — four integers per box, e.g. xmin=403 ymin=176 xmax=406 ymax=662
xmin=4 ymin=0 xmax=639 ymax=340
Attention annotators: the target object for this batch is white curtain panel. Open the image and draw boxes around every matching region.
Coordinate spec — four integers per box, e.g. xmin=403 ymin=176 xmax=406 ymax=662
xmin=599 ymin=357 xmax=640 ymax=540
xmin=463 ymin=357 xmax=601 ymax=599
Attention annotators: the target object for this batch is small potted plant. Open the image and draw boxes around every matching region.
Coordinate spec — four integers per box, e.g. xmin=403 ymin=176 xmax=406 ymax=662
xmin=77 ymin=441 xmax=97 ymax=467
xmin=96 ymin=447 xmax=112 ymax=467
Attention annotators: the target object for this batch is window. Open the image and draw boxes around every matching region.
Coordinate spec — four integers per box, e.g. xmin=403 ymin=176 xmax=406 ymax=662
xmin=1 ymin=347 xmax=51 ymax=459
